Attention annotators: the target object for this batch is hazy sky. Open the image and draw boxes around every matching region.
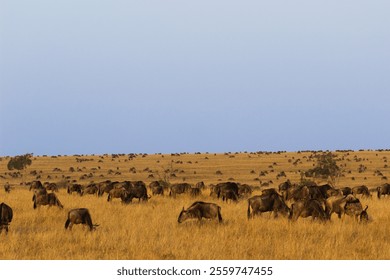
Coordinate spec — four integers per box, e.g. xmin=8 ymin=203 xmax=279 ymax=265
xmin=1 ymin=1 xmax=389 ymax=156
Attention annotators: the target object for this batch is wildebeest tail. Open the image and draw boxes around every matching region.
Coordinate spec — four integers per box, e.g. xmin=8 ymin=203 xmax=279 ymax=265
xmin=64 ymin=218 xmax=71 ymax=229
xmin=217 ymin=206 xmax=223 ymax=223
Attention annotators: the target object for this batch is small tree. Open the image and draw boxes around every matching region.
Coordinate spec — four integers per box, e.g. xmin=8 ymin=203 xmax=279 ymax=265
xmin=7 ymin=153 xmax=33 ymax=183
xmin=305 ymin=152 xmax=343 ymax=186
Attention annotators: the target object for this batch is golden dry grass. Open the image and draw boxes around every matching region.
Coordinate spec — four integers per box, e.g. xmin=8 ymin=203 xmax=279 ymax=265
xmin=0 ymin=150 xmax=389 ymax=260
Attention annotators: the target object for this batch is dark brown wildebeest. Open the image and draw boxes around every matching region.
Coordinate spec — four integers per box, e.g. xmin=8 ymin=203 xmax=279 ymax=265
xmin=247 ymin=193 xmax=290 ymax=219
xmin=121 ymin=182 xmax=150 ymax=203
xmin=325 ymin=194 xmax=359 ymax=220
xmin=64 ymin=208 xmax=98 ymax=231
xmin=289 ymin=199 xmax=329 ymax=222
xmin=33 ymin=192 xmax=64 ymax=209
xmin=178 ymin=201 xmax=222 ymax=223
xmin=215 ymin=182 xmax=239 ymax=201
xmin=220 ymin=188 xmax=238 ymax=203
xmin=149 ymin=181 xmax=164 ymax=196
xmin=0 ymin=202 xmax=13 ymax=233
xmin=67 ymin=184 xmax=83 ymax=195
xmin=352 ymin=185 xmax=371 ymax=198
xmin=377 ymin=183 xmax=390 ymax=199
xmin=169 ymin=183 xmax=191 ymax=198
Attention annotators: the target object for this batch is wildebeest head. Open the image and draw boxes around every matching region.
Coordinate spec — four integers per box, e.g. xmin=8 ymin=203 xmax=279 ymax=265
xmin=178 ymin=207 xmax=189 ymax=223
xmin=360 ymin=205 xmax=369 ymax=223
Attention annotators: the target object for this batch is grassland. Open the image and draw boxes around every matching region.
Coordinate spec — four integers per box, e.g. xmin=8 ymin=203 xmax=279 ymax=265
xmin=0 ymin=150 xmax=389 ymax=260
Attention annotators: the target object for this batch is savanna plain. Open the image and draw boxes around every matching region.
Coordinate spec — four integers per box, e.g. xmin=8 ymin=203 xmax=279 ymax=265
xmin=0 ymin=150 xmax=390 ymax=260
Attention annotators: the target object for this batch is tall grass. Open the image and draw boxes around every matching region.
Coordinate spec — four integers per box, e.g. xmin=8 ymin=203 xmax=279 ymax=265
xmin=0 ymin=151 xmax=389 ymax=259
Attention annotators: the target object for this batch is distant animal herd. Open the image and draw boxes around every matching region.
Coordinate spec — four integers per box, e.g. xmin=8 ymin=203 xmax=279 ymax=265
xmin=1 ymin=179 xmax=390 ymax=234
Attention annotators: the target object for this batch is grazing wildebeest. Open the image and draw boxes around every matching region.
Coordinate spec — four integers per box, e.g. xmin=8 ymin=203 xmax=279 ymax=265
xmin=289 ymin=199 xmax=329 ymax=222
xmin=33 ymin=193 xmax=64 ymax=209
xmin=178 ymin=201 xmax=222 ymax=223
xmin=377 ymin=183 xmax=390 ymax=199
xmin=247 ymin=193 xmax=290 ymax=219
xmin=169 ymin=183 xmax=191 ymax=198
xmin=325 ymin=194 xmax=359 ymax=220
xmin=0 ymin=202 xmax=13 ymax=233
xmin=67 ymin=184 xmax=83 ymax=195
xmin=352 ymin=185 xmax=371 ymax=198
xmin=149 ymin=181 xmax=164 ymax=196
xmin=121 ymin=182 xmax=150 ymax=203
xmin=64 ymin=208 xmax=98 ymax=231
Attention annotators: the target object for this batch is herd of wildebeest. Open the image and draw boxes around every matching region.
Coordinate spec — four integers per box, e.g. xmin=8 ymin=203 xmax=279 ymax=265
xmin=1 ymin=178 xmax=390 ymax=234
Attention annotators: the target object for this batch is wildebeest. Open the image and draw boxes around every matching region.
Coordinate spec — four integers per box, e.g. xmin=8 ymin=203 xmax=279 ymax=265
xmin=33 ymin=192 xmax=64 ymax=209
xmin=64 ymin=208 xmax=98 ymax=231
xmin=247 ymin=193 xmax=290 ymax=219
xmin=214 ymin=182 xmax=239 ymax=201
xmin=81 ymin=183 xmax=99 ymax=196
xmin=97 ymin=180 xmax=113 ymax=196
xmin=67 ymin=184 xmax=83 ymax=195
xmin=289 ymin=199 xmax=329 ymax=222
xmin=344 ymin=198 xmax=365 ymax=221
xmin=0 ymin=202 xmax=13 ymax=233
xmin=149 ymin=181 xmax=164 ymax=196
xmin=352 ymin=185 xmax=371 ymax=198
xmin=325 ymin=194 xmax=359 ymax=220
xmin=377 ymin=183 xmax=390 ymax=199
xmin=107 ymin=188 xmax=127 ymax=202
xmin=238 ymin=183 xmax=253 ymax=198
xmin=121 ymin=182 xmax=150 ymax=203
xmin=169 ymin=183 xmax=191 ymax=198
xmin=178 ymin=201 xmax=222 ymax=223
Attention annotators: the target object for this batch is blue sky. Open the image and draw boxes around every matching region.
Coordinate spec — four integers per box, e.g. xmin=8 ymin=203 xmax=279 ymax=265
xmin=1 ymin=1 xmax=389 ymax=156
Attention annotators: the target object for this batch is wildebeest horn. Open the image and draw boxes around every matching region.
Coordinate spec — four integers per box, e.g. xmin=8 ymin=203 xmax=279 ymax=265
xmin=364 ymin=205 xmax=368 ymax=211
xmin=93 ymin=224 xmax=100 ymax=227
xmin=182 ymin=206 xmax=184 ymax=211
